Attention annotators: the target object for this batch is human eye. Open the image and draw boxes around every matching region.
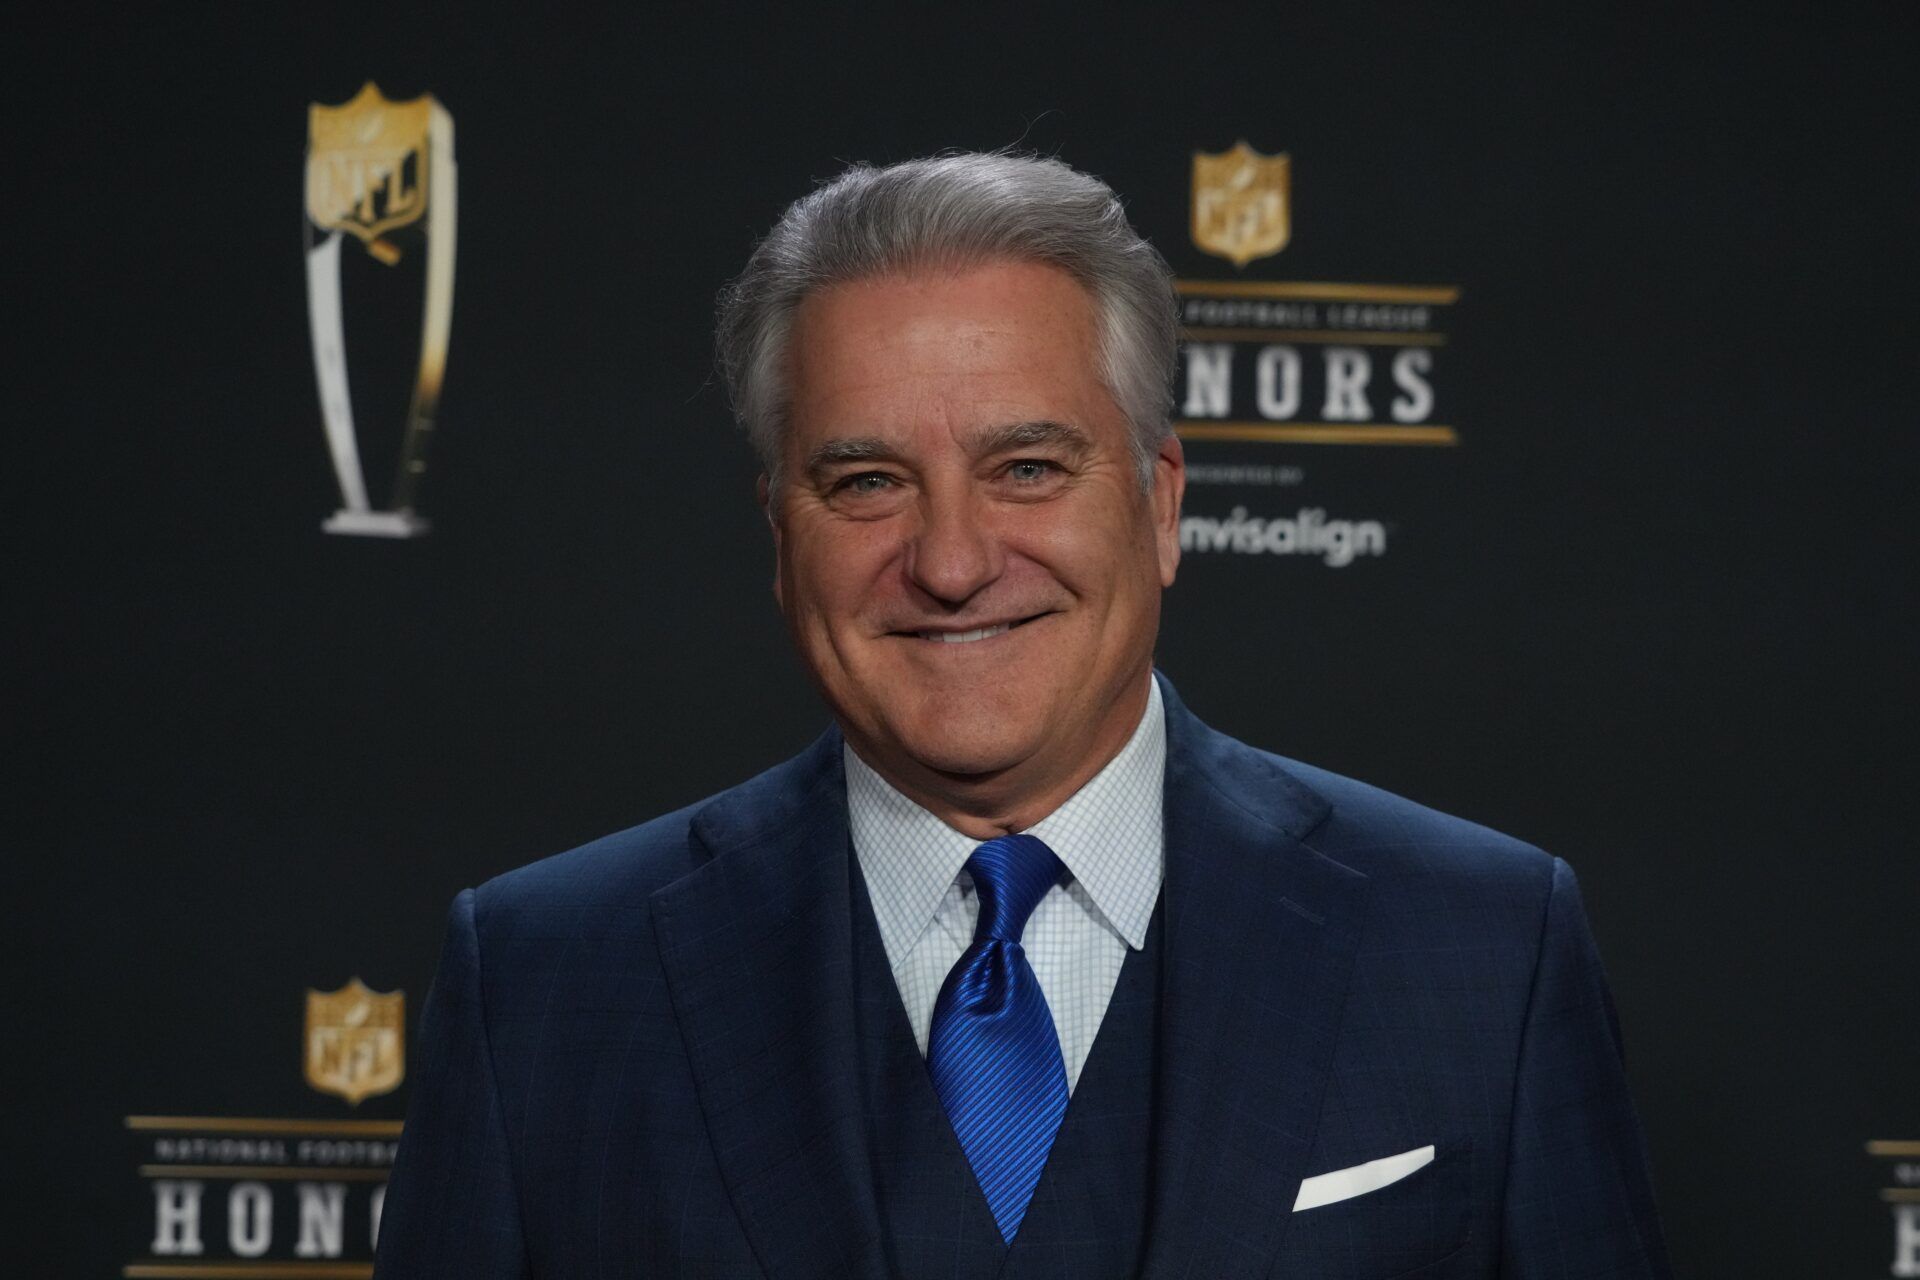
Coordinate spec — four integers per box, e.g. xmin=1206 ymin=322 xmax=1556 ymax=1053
xmin=1001 ymin=458 xmax=1065 ymax=486
xmin=834 ymin=471 xmax=896 ymax=496
xmin=820 ymin=470 xmax=910 ymax=515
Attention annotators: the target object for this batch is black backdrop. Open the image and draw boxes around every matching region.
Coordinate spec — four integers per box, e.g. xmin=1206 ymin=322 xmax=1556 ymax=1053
xmin=16 ymin=4 xmax=1916 ymax=1275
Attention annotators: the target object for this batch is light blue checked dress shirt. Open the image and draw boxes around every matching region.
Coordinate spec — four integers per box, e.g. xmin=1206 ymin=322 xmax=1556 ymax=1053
xmin=845 ymin=677 xmax=1166 ymax=1093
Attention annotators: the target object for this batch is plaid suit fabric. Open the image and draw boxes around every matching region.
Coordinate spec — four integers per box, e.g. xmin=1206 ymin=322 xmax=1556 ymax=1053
xmin=1237 ymin=755 xmax=1672 ymax=1278
xmin=374 ymin=676 xmax=1669 ymax=1279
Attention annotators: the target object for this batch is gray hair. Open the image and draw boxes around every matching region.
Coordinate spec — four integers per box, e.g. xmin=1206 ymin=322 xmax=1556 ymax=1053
xmin=715 ymin=152 xmax=1178 ymax=488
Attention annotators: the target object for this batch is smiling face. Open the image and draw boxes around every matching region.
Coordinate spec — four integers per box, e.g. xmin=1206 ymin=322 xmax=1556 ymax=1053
xmin=769 ymin=258 xmax=1183 ymax=831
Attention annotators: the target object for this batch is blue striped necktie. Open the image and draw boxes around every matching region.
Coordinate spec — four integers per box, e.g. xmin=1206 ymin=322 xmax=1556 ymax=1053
xmin=926 ymin=832 xmax=1069 ymax=1243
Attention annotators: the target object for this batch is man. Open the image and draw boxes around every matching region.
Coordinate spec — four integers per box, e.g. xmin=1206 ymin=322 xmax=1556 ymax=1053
xmin=375 ymin=153 xmax=1670 ymax=1278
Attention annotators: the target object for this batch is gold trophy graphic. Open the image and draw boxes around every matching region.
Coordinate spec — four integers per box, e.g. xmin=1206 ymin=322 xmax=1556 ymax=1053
xmin=304 ymin=82 xmax=457 ymax=537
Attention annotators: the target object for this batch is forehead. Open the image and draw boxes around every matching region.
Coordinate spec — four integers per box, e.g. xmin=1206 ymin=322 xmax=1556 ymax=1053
xmin=783 ymin=259 xmax=1110 ymax=445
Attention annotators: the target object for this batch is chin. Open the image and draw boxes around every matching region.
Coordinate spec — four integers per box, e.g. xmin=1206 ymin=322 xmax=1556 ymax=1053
xmin=888 ymin=709 xmax=1042 ymax=781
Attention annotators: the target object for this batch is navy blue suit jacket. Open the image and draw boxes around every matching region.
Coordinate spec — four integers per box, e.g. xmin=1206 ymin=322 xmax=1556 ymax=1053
xmin=376 ymin=679 xmax=1669 ymax=1277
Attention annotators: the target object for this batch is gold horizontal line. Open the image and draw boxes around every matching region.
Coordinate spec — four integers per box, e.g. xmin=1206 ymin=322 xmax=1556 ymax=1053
xmin=1884 ymin=1188 xmax=1920 ymax=1203
xmin=126 ymin=1117 xmax=404 ymax=1137
xmin=1177 ymin=422 xmax=1459 ymax=446
xmin=139 ymin=1165 xmax=389 ymax=1182
xmin=1175 ymin=279 xmax=1462 ymax=304
xmin=123 ymin=1266 xmax=372 ymax=1279
xmin=1868 ymin=1140 xmax=1920 ymax=1156
xmin=1181 ymin=328 xmax=1446 ymax=346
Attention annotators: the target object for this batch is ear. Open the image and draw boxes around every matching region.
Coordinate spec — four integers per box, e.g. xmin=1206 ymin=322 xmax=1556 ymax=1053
xmin=1150 ymin=432 xmax=1185 ymax=587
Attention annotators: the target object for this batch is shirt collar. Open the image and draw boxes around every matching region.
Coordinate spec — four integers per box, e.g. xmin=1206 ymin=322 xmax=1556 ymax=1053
xmin=845 ymin=677 xmax=1166 ymax=964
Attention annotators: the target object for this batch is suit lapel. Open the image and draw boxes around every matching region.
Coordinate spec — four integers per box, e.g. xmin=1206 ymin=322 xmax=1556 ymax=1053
xmin=1142 ymin=681 xmax=1371 ymax=1278
xmin=651 ymin=731 xmax=890 ymax=1280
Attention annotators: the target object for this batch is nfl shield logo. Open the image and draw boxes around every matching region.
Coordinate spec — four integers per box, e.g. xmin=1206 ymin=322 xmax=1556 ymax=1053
xmin=304 ymin=978 xmax=405 ymax=1105
xmin=305 ymin=82 xmax=436 ymax=248
xmin=1191 ymin=142 xmax=1291 ymax=268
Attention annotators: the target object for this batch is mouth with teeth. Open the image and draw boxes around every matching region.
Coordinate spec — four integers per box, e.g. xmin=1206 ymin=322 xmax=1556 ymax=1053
xmin=905 ymin=614 xmax=1049 ymax=645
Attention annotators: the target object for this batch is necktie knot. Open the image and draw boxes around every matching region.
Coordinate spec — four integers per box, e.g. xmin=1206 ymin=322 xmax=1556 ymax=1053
xmin=965 ymin=833 xmax=1064 ymax=944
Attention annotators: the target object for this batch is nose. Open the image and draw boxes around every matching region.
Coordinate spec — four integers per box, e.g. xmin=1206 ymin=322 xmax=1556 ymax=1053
xmin=904 ymin=483 xmax=1002 ymax=605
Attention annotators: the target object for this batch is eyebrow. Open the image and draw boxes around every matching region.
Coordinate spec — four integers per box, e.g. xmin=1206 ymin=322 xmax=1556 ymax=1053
xmin=969 ymin=419 xmax=1094 ymax=457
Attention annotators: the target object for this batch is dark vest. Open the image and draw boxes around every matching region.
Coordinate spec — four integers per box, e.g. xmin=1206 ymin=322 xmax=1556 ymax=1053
xmin=850 ymin=854 xmax=1164 ymax=1280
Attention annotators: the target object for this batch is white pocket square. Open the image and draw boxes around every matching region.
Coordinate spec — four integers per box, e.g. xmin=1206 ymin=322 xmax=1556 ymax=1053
xmin=1292 ymin=1144 xmax=1437 ymax=1212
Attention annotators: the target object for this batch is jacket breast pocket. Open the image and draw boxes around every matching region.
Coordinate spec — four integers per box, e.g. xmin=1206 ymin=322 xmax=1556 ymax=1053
xmin=1277 ymin=1138 xmax=1473 ymax=1279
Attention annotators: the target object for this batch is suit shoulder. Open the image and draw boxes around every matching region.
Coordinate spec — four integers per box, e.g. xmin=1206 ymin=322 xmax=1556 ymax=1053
xmin=465 ymin=799 xmax=707 ymax=939
xmin=463 ymin=729 xmax=841 ymax=937
xmin=1163 ymin=681 xmax=1554 ymax=893
xmin=1271 ymin=752 xmax=1557 ymax=890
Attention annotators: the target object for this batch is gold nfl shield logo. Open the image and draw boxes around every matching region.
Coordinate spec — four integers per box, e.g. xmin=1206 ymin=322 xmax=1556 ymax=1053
xmin=306 ymin=82 xmax=435 ymax=256
xmin=304 ymin=978 xmax=405 ymax=1105
xmin=1191 ymin=142 xmax=1291 ymax=268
